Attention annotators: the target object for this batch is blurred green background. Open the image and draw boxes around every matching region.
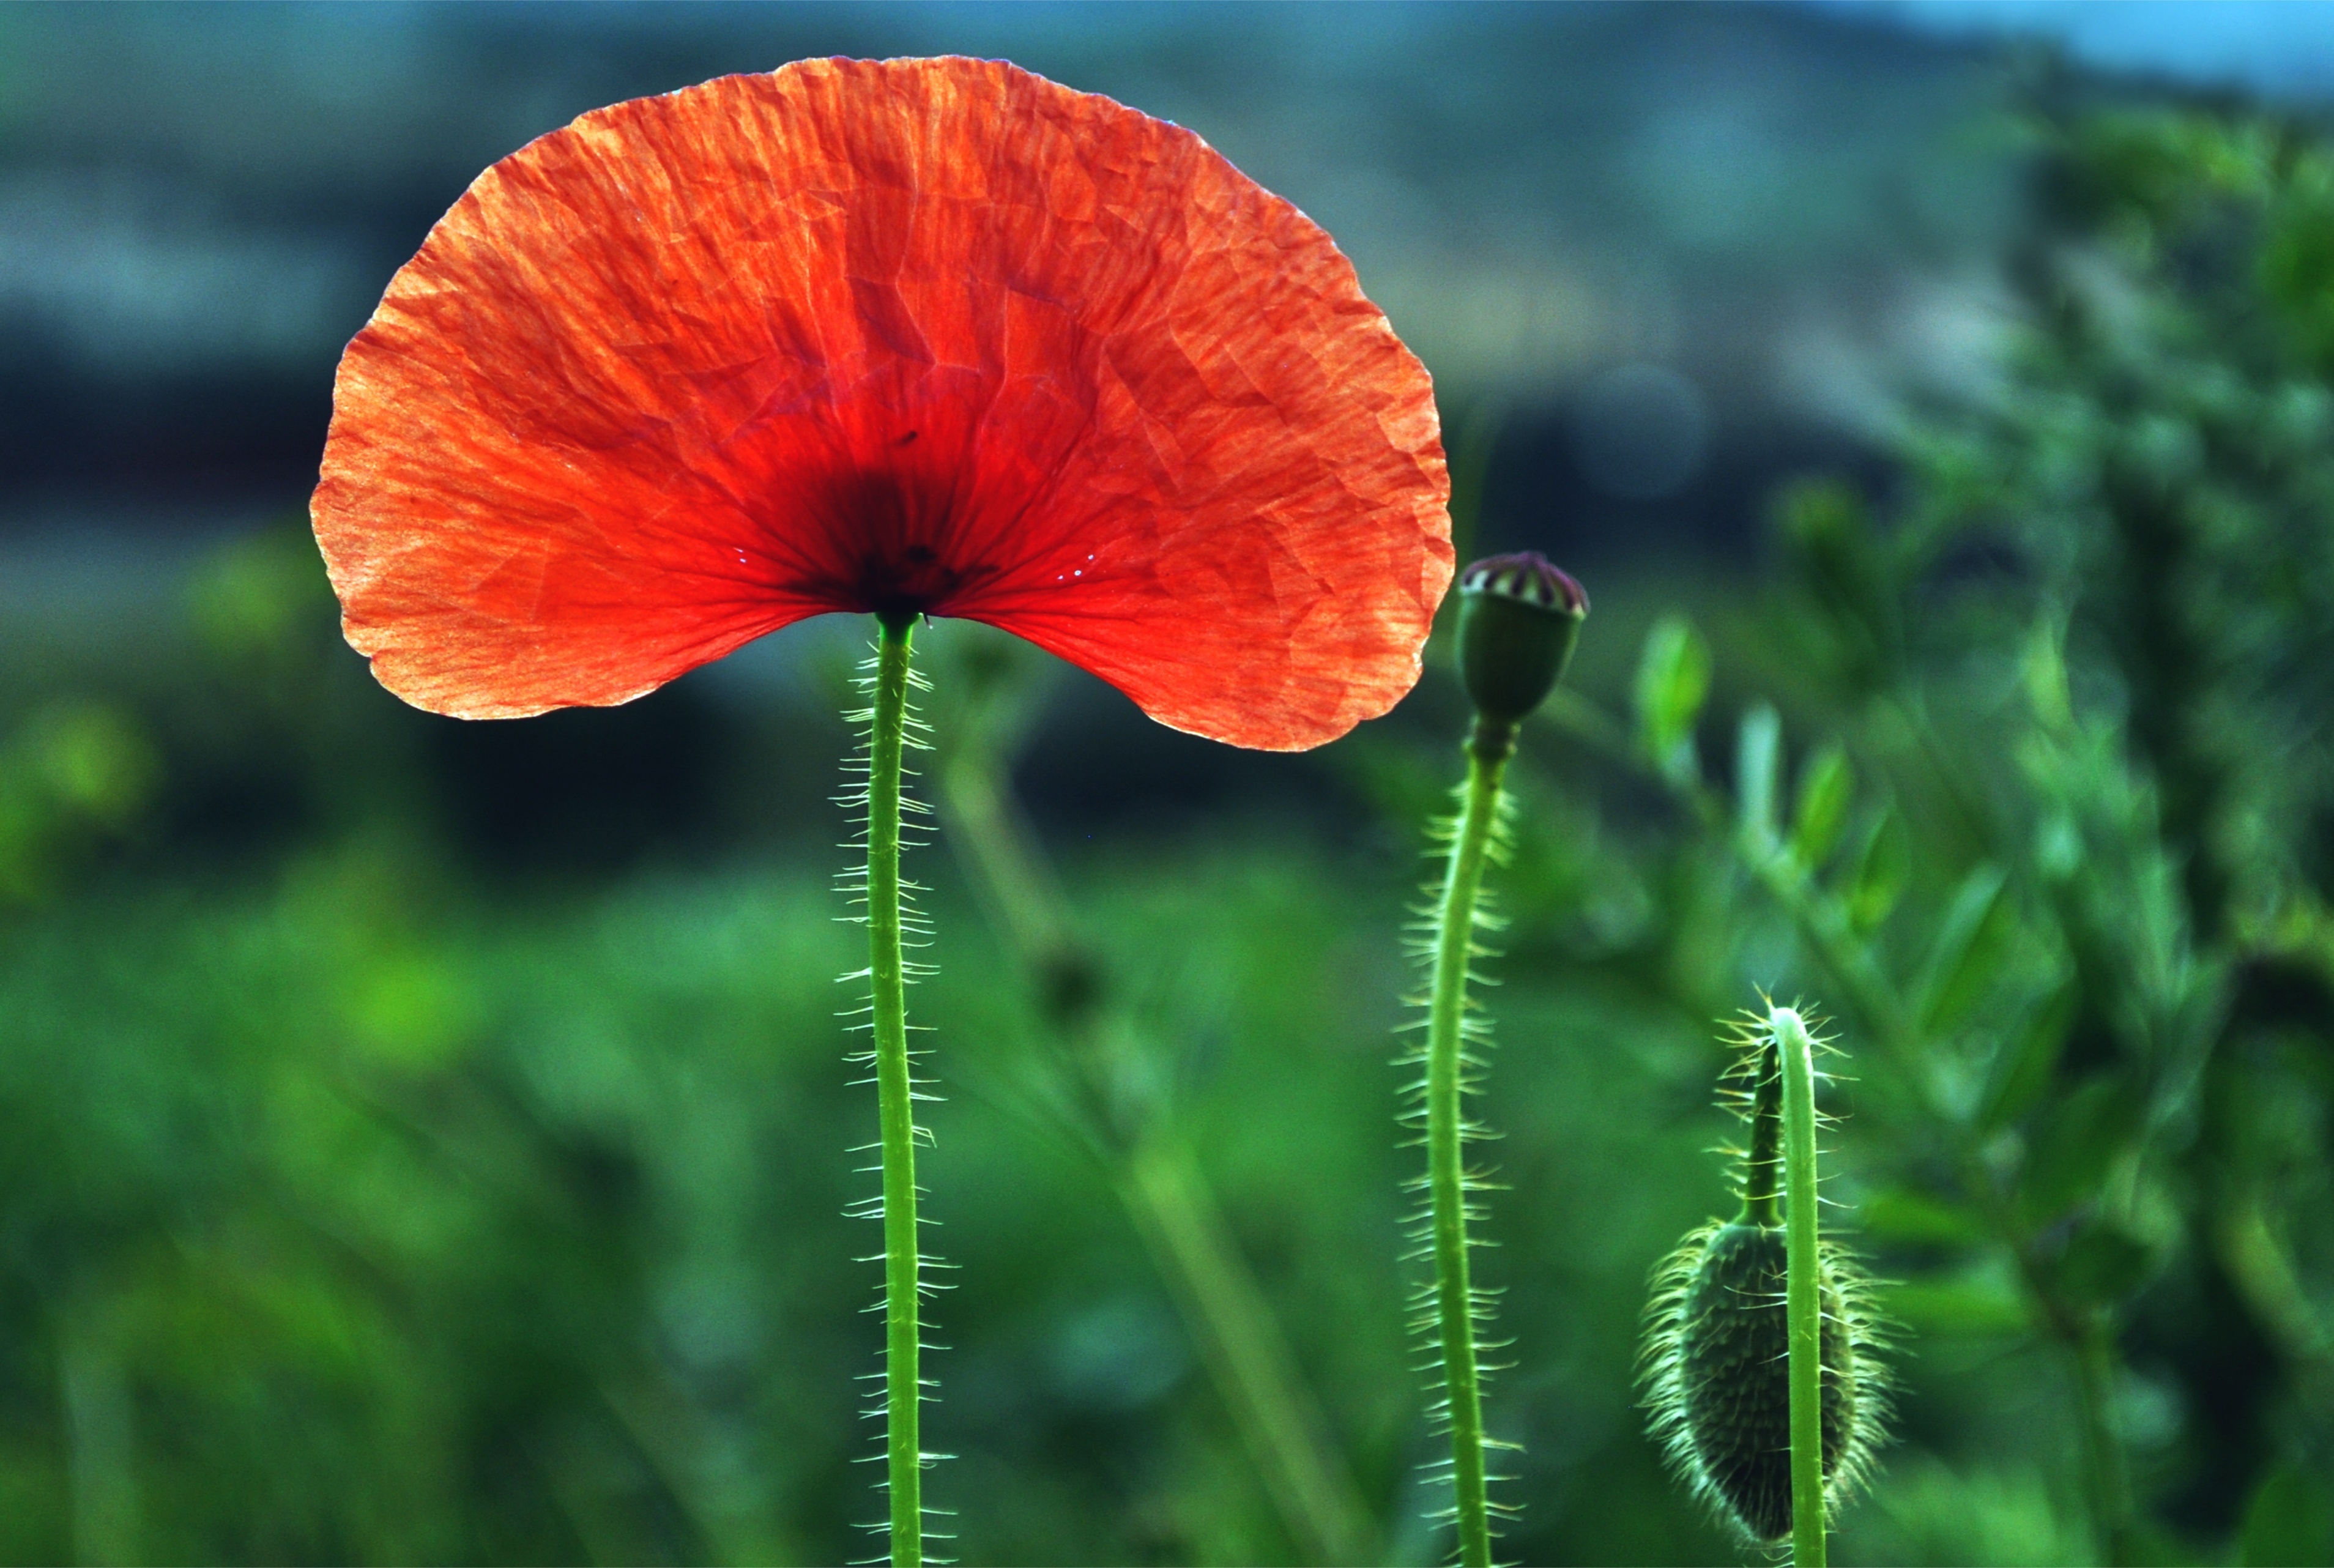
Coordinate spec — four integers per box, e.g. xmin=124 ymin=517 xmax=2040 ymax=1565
xmin=2 ymin=4 xmax=2332 ymax=1564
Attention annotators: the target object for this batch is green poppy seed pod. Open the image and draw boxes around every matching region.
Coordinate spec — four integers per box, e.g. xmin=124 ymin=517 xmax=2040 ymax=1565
xmin=1456 ymin=552 xmax=1587 ymax=747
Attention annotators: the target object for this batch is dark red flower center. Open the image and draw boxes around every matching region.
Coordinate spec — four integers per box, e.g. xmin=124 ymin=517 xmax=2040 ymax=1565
xmin=785 ymin=455 xmax=1004 ymax=622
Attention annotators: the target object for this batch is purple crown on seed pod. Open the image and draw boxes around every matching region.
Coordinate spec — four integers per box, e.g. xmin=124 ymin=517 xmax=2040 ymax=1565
xmin=1459 ymin=551 xmax=1589 ymax=617
xmin=1455 ymin=549 xmax=1589 ymax=738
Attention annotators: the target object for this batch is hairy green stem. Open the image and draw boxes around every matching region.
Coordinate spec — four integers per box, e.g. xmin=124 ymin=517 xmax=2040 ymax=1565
xmin=1423 ymin=723 xmax=1512 ymax=1568
xmin=867 ymin=615 xmax=923 ymax=1568
xmin=1775 ymin=1008 xmax=1827 ymax=1567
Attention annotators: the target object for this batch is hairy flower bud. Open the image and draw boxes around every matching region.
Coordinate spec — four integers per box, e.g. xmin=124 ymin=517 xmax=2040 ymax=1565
xmin=1640 ymin=1013 xmax=1891 ymax=1544
xmin=1644 ymin=1221 xmax=1874 ymax=1541
xmin=1455 ymin=552 xmax=1587 ymax=736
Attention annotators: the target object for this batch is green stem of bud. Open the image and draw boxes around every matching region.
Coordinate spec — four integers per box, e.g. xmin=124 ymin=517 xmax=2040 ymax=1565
xmin=1777 ymin=1007 xmax=1827 ymax=1568
xmin=1407 ymin=553 xmax=1586 ymax=1562
xmin=1467 ymin=715 xmax=1520 ymax=764
xmin=1422 ymin=740 xmax=1509 ymax=1568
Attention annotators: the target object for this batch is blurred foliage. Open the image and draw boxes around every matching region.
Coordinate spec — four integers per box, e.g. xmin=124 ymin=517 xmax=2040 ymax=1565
xmin=0 ymin=85 xmax=2332 ymax=1568
xmin=0 ymin=700 xmax=155 ymax=905
xmin=1511 ymin=82 xmax=2334 ymax=1565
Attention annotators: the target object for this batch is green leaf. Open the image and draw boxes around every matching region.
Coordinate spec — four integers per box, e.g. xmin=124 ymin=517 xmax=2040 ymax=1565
xmin=1846 ymin=808 xmax=1911 ymax=932
xmin=29 ymin=704 xmax=157 ymax=825
xmin=1736 ymin=704 xmax=1782 ymax=852
xmin=1879 ymin=1266 xmax=2031 ymax=1337
xmin=343 ymin=950 xmax=482 ymax=1071
xmin=2242 ymin=1465 xmax=2334 ymax=1567
xmin=1790 ymin=741 xmax=1854 ymax=871
xmin=1632 ymin=614 xmax=1711 ymax=785
xmin=1443 ymin=403 xmax=1504 ymax=566
xmin=1775 ymin=478 xmax=1897 ymax=689
xmin=1912 ymin=863 xmax=2011 ymax=1033
xmin=1859 ymin=1187 xmax=1985 ymax=1248
xmin=1977 ymin=983 xmax=2078 ymax=1133
xmin=2051 ymin=1222 xmax=2157 ymax=1308
xmin=2020 ymin=617 xmax=2073 ymax=732
xmin=2018 ymin=1072 xmax=2143 ymax=1225
xmin=187 ymin=525 xmax=336 ymax=661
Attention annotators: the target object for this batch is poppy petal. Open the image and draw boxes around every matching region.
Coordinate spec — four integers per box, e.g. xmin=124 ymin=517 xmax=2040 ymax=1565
xmin=314 ymin=57 xmax=1451 ymax=749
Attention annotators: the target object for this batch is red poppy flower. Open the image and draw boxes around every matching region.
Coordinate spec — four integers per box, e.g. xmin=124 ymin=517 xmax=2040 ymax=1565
xmin=313 ymin=56 xmax=1451 ymax=751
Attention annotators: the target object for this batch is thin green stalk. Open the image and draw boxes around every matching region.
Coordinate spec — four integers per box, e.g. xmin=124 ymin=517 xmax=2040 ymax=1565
xmin=1421 ymin=723 xmax=1512 ymax=1568
xmin=936 ymin=721 xmax=1373 ymax=1565
xmin=61 ymin=1325 xmax=138 ymax=1567
xmin=1775 ymin=1007 xmax=1827 ymax=1568
xmin=2074 ymin=1320 xmax=2134 ymax=1566
xmin=1121 ymin=1135 xmax=1375 ymax=1566
xmin=865 ymin=614 xmax=924 ymax=1568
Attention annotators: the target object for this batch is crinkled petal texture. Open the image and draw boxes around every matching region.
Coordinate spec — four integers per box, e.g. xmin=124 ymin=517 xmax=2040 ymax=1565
xmin=314 ymin=56 xmax=1451 ymax=750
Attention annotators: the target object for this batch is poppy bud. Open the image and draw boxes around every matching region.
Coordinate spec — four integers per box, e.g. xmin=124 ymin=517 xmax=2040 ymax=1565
xmin=1456 ymin=552 xmax=1587 ymax=751
xmin=1644 ymin=1220 xmax=1868 ymax=1542
xmin=1641 ymin=1017 xmax=1891 ymax=1544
